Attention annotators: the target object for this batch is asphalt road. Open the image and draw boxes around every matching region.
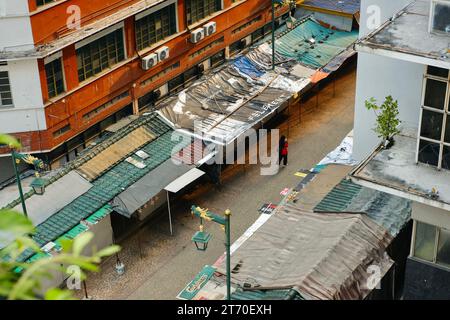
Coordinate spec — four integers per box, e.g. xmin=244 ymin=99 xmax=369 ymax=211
xmin=78 ymin=62 xmax=357 ymax=300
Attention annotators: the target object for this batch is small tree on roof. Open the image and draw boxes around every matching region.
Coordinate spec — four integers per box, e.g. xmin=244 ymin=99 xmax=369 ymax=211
xmin=365 ymin=95 xmax=401 ymax=148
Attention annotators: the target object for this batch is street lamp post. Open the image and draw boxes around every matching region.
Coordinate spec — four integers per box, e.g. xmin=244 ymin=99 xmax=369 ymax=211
xmin=272 ymin=0 xmax=276 ymax=70
xmin=11 ymin=151 xmax=28 ymax=217
xmin=10 ymin=150 xmax=46 ymax=217
xmin=191 ymin=206 xmax=232 ymax=300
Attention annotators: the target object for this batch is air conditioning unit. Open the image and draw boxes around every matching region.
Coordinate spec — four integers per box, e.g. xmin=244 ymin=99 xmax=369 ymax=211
xmin=141 ymin=53 xmax=158 ymax=70
xmin=190 ymin=28 xmax=205 ymax=43
xmin=429 ymin=0 xmax=450 ymax=35
xmin=155 ymin=46 xmax=170 ymax=62
xmin=203 ymin=21 xmax=217 ymax=36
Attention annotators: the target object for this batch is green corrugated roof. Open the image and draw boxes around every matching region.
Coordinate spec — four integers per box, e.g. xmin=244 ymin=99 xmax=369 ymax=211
xmin=314 ymin=179 xmax=362 ymax=212
xmin=314 ymin=179 xmax=411 ymax=237
xmin=275 ymin=18 xmax=358 ymax=69
xmin=14 ymin=115 xmax=192 ymax=262
xmin=232 ymin=288 xmax=304 ymax=300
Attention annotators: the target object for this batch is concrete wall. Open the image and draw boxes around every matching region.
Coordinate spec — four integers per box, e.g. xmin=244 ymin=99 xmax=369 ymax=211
xmin=0 ymin=0 xmax=34 ymax=51
xmin=0 ymin=59 xmax=46 ymax=133
xmin=353 ymin=0 xmax=423 ymax=161
xmin=295 ymin=9 xmax=353 ymax=31
xmin=412 ymin=202 xmax=450 ymax=231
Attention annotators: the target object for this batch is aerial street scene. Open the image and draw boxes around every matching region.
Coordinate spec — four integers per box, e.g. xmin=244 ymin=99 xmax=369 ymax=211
xmin=0 ymin=0 xmax=449 ymax=310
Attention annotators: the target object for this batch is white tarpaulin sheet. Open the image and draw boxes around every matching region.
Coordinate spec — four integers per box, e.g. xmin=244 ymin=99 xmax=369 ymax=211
xmin=318 ymin=131 xmax=358 ymax=166
xmin=165 ymin=168 xmax=205 ymax=193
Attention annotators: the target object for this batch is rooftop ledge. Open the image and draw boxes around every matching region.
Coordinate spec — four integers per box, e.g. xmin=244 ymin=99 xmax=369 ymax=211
xmin=349 ymin=134 xmax=450 ymax=212
xmin=0 ymin=0 xmax=165 ymax=61
xmin=355 ymin=0 xmax=450 ymax=70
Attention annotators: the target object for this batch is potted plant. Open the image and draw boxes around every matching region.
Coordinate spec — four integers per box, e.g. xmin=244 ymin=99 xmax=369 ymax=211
xmin=365 ymin=95 xmax=401 ymax=149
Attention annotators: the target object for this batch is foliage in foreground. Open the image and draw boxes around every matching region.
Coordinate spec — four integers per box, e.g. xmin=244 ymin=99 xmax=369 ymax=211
xmin=0 ymin=134 xmax=120 ymax=300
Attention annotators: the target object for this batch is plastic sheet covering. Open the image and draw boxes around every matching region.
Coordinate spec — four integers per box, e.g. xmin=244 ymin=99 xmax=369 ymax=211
xmin=216 ymin=206 xmax=394 ymax=300
xmin=158 ymin=44 xmax=310 ymax=144
xmin=158 ymin=65 xmax=297 ymax=144
xmin=275 ymin=18 xmax=358 ymax=69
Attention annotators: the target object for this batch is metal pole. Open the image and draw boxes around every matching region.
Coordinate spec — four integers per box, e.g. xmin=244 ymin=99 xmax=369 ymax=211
xmin=167 ymin=190 xmax=173 ymax=236
xmin=11 ymin=151 xmax=28 ymax=217
xmin=271 ymin=0 xmax=275 ymax=70
xmin=225 ymin=209 xmax=231 ymax=301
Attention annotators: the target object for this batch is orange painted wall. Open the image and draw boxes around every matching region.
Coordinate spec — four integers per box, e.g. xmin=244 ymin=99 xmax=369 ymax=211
xmin=4 ymin=1 xmax=290 ymax=155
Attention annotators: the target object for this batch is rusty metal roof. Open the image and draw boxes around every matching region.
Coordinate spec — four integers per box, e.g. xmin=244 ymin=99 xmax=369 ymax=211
xmin=77 ymin=126 xmax=156 ymax=181
xmin=216 ymin=206 xmax=394 ymax=300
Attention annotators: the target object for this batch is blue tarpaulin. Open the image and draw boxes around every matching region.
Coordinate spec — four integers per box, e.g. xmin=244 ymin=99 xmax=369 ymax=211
xmin=232 ymin=56 xmax=265 ymax=79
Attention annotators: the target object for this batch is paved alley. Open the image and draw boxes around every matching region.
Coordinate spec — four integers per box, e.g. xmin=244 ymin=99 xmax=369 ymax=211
xmin=77 ymin=62 xmax=357 ymax=300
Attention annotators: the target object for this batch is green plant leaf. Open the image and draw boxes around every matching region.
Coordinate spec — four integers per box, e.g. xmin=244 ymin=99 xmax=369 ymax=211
xmin=72 ymin=232 xmax=94 ymax=256
xmin=44 ymin=288 xmax=75 ymax=300
xmin=0 ymin=210 xmax=34 ymax=235
xmin=0 ymin=134 xmax=21 ymax=149
xmin=95 ymin=245 xmax=121 ymax=258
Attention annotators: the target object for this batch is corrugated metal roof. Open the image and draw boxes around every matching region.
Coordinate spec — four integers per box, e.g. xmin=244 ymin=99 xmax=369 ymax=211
xmin=232 ymin=288 xmax=304 ymax=300
xmin=314 ymin=179 xmax=411 ymax=237
xmin=275 ymin=18 xmax=358 ymax=69
xmin=13 ymin=116 xmax=193 ymax=262
xmin=77 ymin=126 xmax=156 ymax=181
xmin=216 ymin=207 xmax=394 ymax=300
xmin=299 ymin=0 xmax=361 ymax=15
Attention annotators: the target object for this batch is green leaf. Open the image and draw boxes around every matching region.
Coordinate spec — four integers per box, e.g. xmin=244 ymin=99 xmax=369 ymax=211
xmin=72 ymin=232 xmax=94 ymax=256
xmin=0 ymin=134 xmax=21 ymax=149
xmin=44 ymin=288 xmax=75 ymax=300
xmin=95 ymin=245 xmax=121 ymax=258
xmin=0 ymin=210 xmax=35 ymax=235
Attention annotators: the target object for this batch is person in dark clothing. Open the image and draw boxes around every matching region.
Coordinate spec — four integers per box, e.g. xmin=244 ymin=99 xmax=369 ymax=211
xmin=279 ymin=135 xmax=288 ymax=166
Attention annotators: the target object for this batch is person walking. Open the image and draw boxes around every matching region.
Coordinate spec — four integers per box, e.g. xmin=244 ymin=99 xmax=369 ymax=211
xmin=279 ymin=135 xmax=288 ymax=167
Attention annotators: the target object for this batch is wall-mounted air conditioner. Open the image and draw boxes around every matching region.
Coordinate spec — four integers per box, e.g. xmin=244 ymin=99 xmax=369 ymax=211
xmin=155 ymin=46 xmax=170 ymax=62
xmin=203 ymin=21 xmax=217 ymax=36
xmin=429 ymin=0 xmax=450 ymax=35
xmin=141 ymin=53 xmax=158 ymax=70
xmin=190 ymin=28 xmax=205 ymax=43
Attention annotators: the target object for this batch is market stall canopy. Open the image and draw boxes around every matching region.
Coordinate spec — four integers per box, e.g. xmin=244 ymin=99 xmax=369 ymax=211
xmin=165 ymin=168 xmax=205 ymax=193
xmin=112 ymin=159 xmax=194 ymax=218
xmin=216 ymin=206 xmax=393 ymax=300
xmin=13 ymin=171 xmax=93 ymax=226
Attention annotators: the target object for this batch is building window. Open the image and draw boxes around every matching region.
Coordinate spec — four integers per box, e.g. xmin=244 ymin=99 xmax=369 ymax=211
xmin=186 ymin=0 xmax=221 ymax=25
xmin=189 ymin=36 xmax=224 ymax=59
xmin=210 ymin=49 xmax=225 ymax=67
xmin=413 ymin=221 xmax=450 ymax=269
xmin=53 ymin=124 xmax=71 ymax=138
xmin=36 ymin=0 xmax=56 ymax=7
xmin=0 ymin=71 xmax=13 ymax=107
xmin=83 ymin=91 xmax=130 ymax=121
xmin=418 ymin=66 xmax=450 ymax=170
xmin=76 ymin=28 xmax=125 ymax=82
xmin=231 ymin=16 xmax=262 ymax=35
xmin=135 ymin=4 xmax=177 ymax=51
xmin=45 ymin=58 xmax=65 ymax=98
xmin=414 ymin=221 xmax=437 ymax=262
xmin=141 ymin=61 xmax=180 ymax=87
